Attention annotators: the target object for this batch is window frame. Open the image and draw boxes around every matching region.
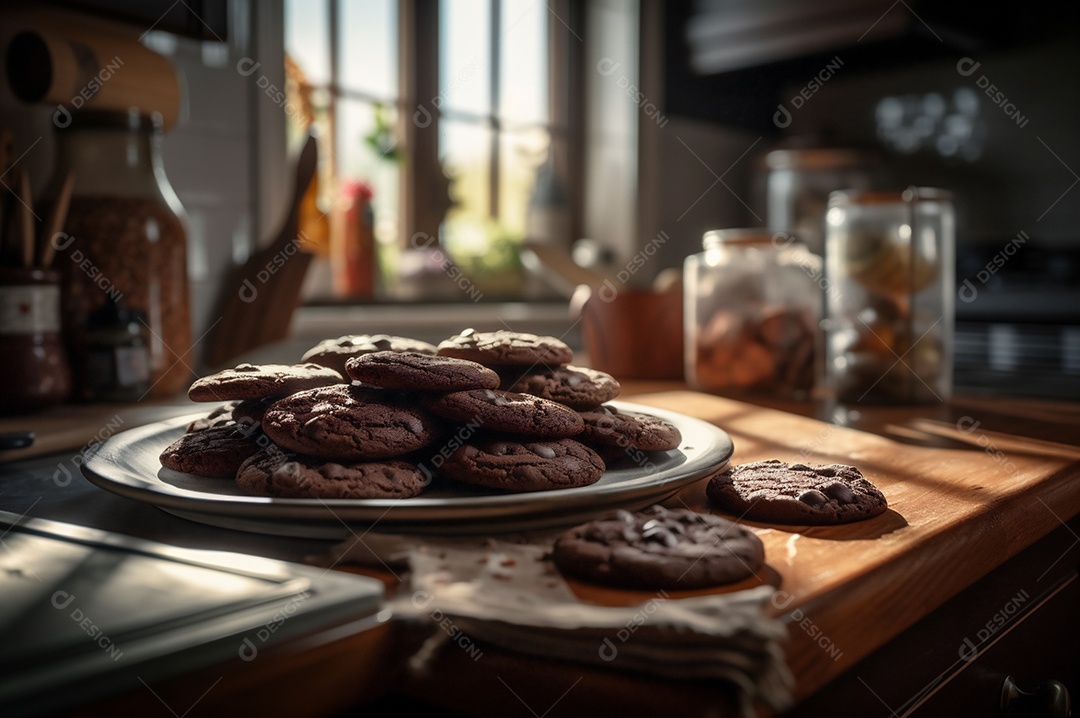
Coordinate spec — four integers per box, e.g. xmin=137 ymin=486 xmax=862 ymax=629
xmin=291 ymin=0 xmax=584 ymax=262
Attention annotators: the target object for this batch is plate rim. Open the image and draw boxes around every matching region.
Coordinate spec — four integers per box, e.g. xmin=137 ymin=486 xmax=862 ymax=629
xmin=81 ymin=401 xmax=733 ymax=528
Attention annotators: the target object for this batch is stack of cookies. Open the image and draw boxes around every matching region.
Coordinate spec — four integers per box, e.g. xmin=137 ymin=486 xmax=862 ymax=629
xmin=161 ymin=330 xmax=684 ymax=500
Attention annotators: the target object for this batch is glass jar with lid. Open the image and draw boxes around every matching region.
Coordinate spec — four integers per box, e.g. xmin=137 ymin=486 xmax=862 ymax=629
xmin=684 ymin=228 xmax=823 ymax=399
xmin=48 ymin=108 xmax=192 ymax=399
xmin=763 ymin=147 xmax=880 ymax=257
xmin=824 ymin=188 xmax=954 ymax=404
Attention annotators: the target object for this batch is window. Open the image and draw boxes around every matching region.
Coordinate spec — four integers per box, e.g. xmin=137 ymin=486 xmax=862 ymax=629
xmin=284 ymin=0 xmax=581 ymax=302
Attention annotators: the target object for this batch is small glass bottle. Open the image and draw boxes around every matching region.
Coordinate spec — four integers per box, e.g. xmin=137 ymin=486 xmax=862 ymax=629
xmin=82 ymin=302 xmax=152 ymax=402
xmin=49 ymin=108 xmax=192 ymax=400
xmin=684 ymin=228 xmax=823 ymax=399
xmin=824 ymin=188 xmax=955 ymax=404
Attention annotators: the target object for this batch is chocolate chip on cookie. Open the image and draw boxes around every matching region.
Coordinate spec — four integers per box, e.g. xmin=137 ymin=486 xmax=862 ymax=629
xmin=235 ymin=446 xmax=428 ymax=499
xmin=552 ymin=505 xmax=765 ymax=590
xmin=160 ymin=423 xmax=263 ymax=477
xmin=188 ymin=363 xmax=344 ymax=402
xmin=437 ymin=438 xmax=605 ymax=492
xmin=706 ymin=459 xmax=888 ymax=525
xmin=301 ymin=334 xmax=437 ymax=375
xmin=262 ymin=384 xmax=440 ymax=461
xmin=578 ymin=405 xmax=682 ymax=452
xmin=437 ymin=328 xmax=574 ymax=367
xmin=186 ymin=401 xmax=241 ymax=433
xmin=345 ymin=351 xmax=500 ymax=392
xmin=422 ymin=388 xmax=584 ymax=438
xmin=498 ymin=365 xmax=621 ymax=410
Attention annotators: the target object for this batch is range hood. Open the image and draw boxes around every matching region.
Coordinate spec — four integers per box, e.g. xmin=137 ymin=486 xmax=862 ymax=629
xmin=686 ymin=0 xmax=912 ymax=74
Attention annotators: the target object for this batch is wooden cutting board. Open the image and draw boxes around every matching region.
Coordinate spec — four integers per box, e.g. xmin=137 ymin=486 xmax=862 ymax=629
xmin=600 ymin=389 xmax=1080 ymax=701
xmin=0 ymin=399 xmax=200 ymax=463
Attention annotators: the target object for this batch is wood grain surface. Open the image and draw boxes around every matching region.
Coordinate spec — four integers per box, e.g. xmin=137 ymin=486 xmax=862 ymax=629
xmin=5 ymin=374 xmax=1080 ymax=716
xmin=618 ymin=387 xmax=1080 ymax=702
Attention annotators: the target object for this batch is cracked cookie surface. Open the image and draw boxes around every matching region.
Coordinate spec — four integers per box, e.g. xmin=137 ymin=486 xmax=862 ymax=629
xmin=437 ymin=437 xmax=604 ymax=492
xmin=262 ymin=384 xmax=440 ymax=461
xmin=345 ymin=351 xmax=500 ymax=392
xmin=160 ymin=423 xmax=263 ymax=477
xmin=301 ymin=334 xmax=437 ymax=374
xmin=437 ymin=328 xmax=573 ymax=367
xmin=422 ymin=388 xmax=584 ymax=437
xmin=552 ymin=504 xmax=765 ymax=589
xmin=498 ymin=364 xmax=620 ymax=410
xmin=706 ymin=459 xmax=887 ymax=525
xmin=188 ymin=363 xmax=344 ymax=402
xmin=578 ymin=404 xmax=682 ymax=451
xmin=236 ymin=446 xmax=427 ymax=499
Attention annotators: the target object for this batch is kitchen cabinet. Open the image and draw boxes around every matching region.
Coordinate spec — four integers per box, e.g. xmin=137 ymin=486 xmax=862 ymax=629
xmin=663 ymin=0 xmax=1080 ymax=133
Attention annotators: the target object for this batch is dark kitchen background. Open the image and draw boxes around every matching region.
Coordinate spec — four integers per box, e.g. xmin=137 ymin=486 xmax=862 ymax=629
xmin=2 ymin=0 xmax=1078 ymax=400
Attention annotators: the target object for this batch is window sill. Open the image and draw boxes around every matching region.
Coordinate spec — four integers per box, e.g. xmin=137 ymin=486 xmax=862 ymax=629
xmin=290 ymin=300 xmax=581 ymax=351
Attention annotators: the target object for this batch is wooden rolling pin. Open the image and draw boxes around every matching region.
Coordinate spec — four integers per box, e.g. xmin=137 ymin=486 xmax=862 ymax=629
xmin=3 ymin=10 xmax=180 ymax=130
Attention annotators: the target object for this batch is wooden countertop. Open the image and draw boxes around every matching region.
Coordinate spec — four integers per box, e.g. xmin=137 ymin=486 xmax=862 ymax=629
xmin=628 ymin=387 xmax=1080 ymax=697
xmin=391 ymin=382 xmax=1080 ymax=715
xmin=6 ymin=381 xmax=1080 ymax=716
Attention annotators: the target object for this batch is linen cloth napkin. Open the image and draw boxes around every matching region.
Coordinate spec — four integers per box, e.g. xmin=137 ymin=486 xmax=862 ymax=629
xmin=312 ymin=532 xmax=793 ymax=715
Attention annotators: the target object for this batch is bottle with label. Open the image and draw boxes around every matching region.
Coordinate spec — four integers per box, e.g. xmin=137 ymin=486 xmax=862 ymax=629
xmin=49 ymin=108 xmax=191 ymax=399
xmin=82 ymin=302 xmax=151 ymax=402
xmin=0 ymin=267 xmax=71 ymax=413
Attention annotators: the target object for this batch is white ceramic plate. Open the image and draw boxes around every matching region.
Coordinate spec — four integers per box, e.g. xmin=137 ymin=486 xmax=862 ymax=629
xmin=81 ymin=401 xmax=734 ymax=538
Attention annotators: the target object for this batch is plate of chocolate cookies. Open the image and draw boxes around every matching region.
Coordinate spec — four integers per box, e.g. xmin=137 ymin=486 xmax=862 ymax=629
xmin=81 ymin=330 xmax=735 ymax=537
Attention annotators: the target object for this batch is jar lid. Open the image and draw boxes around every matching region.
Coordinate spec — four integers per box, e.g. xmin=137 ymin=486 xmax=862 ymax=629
xmin=829 ymin=187 xmax=954 ymax=205
xmin=764 ymin=147 xmax=876 ymax=171
xmin=703 ymin=228 xmax=795 ymax=250
xmin=57 ymin=108 xmax=165 ymax=132
xmin=87 ymin=301 xmax=146 ymax=330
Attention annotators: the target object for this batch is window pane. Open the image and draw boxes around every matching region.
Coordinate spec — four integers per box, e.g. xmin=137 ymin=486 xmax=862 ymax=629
xmin=285 ymin=0 xmax=330 ymax=85
xmin=440 ymin=120 xmax=492 ymax=253
xmin=338 ymin=0 xmax=398 ymax=99
xmin=499 ymin=128 xmax=551 ymax=236
xmin=439 ymin=0 xmax=491 ymax=116
xmin=499 ymin=0 xmax=548 ymax=125
xmin=336 ymin=99 xmax=400 ymax=247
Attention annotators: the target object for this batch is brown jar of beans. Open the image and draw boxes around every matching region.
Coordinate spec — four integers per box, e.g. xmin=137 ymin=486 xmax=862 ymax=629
xmin=48 ymin=109 xmax=192 ymax=400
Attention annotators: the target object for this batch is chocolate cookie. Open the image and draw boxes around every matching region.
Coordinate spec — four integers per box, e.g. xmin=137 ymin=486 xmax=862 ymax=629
xmin=706 ymin=459 xmax=888 ymax=525
xmin=578 ymin=405 xmax=682 ymax=451
xmin=188 ymin=363 xmax=344 ymax=402
xmin=552 ymin=505 xmax=765 ymax=590
xmin=231 ymin=397 xmax=273 ymax=426
xmin=498 ymin=365 xmax=621 ymax=409
xmin=186 ymin=401 xmax=241 ymax=432
xmin=345 ymin=351 xmax=500 ymax=392
xmin=301 ymin=334 xmax=437 ymax=375
xmin=423 ymin=388 xmax=584 ymax=438
xmin=262 ymin=384 xmax=440 ymax=461
xmin=437 ymin=328 xmax=573 ymax=367
xmin=437 ymin=438 xmax=605 ymax=492
xmin=160 ymin=424 xmax=263 ymax=477
xmin=235 ymin=447 xmax=428 ymax=499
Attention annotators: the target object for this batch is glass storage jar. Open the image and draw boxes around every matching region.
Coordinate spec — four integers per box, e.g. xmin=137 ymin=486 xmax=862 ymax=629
xmin=684 ymin=228 xmax=822 ymax=399
xmin=824 ymin=188 xmax=954 ymax=404
xmin=49 ymin=109 xmax=192 ymax=399
xmin=763 ymin=147 xmax=880 ymax=257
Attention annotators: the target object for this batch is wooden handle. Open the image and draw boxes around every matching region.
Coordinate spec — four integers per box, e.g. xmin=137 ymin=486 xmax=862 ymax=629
xmin=17 ymin=169 xmax=34 ymax=268
xmin=39 ymin=169 xmax=74 ymax=268
xmin=4 ymin=15 xmax=180 ymax=129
